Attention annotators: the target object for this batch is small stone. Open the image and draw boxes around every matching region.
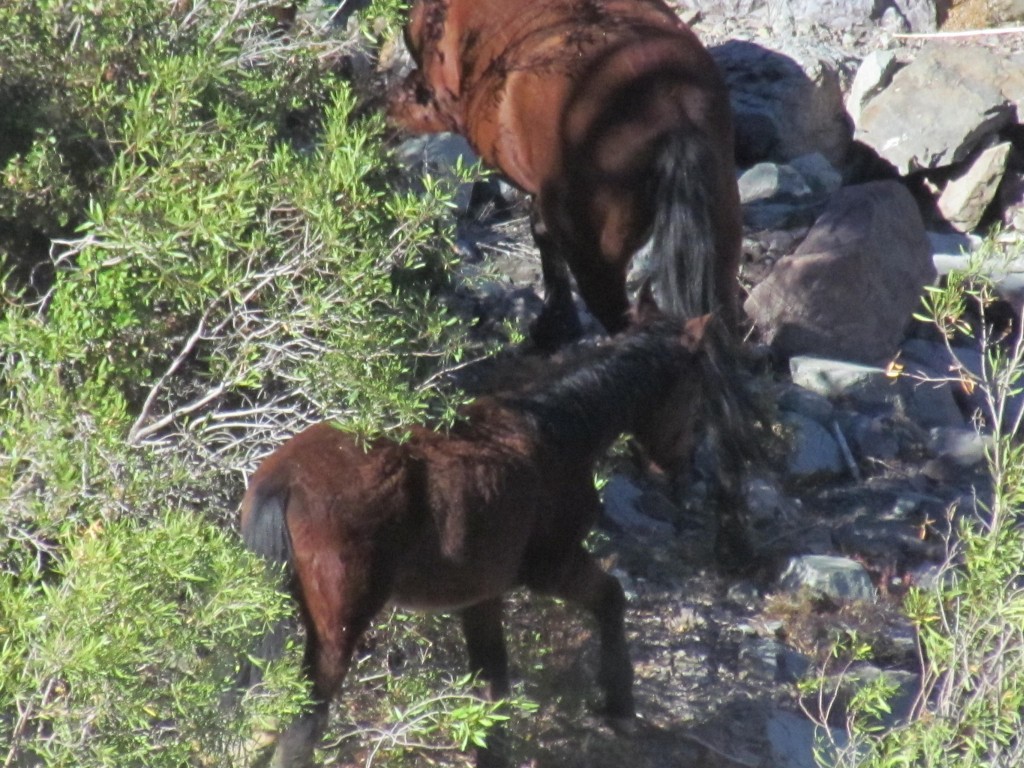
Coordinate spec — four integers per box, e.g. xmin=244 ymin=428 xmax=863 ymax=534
xmin=779 ymin=554 xmax=877 ymax=601
xmin=781 ymin=412 xmax=846 ymax=480
xmin=938 ymin=142 xmax=1013 ymax=233
xmin=927 ymin=427 xmax=991 ymax=468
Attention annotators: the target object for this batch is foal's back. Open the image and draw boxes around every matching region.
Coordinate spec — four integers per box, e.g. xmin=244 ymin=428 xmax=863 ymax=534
xmin=241 ymin=412 xmax=562 ymax=614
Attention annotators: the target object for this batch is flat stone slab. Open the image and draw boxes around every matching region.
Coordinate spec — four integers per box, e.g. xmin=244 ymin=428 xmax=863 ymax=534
xmin=779 ymin=554 xmax=877 ymax=601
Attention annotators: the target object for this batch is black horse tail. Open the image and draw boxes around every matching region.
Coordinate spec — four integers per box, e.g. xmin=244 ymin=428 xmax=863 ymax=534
xmin=647 ymin=127 xmax=722 ymax=321
xmin=238 ymin=487 xmax=295 ymax=690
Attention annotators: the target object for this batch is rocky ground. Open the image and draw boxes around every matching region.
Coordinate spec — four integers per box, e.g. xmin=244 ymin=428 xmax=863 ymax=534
xmin=327 ymin=0 xmax=1024 ymax=765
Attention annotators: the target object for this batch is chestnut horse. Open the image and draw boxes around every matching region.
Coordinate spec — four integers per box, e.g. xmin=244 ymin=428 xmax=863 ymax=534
xmin=240 ymin=302 xmax=736 ymax=766
xmin=389 ymin=0 xmax=741 ymax=347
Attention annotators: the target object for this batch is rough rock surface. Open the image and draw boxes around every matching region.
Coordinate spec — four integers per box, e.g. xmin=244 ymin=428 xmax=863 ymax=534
xmin=711 ymin=40 xmax=852 ymax=167
xmin=744 ymin=181 xmax=936 ymax=364
xmin=854 ymin=44 xmax=1018 ymax=175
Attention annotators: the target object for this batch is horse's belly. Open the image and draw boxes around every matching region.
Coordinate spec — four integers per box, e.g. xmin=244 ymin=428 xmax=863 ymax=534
xmin=390 ymin=564 xmax=515 ymax=613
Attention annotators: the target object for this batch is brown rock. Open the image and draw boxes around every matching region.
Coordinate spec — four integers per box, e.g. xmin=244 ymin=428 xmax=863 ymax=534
xmin=744 ymin=181 xmax=936 ymax=364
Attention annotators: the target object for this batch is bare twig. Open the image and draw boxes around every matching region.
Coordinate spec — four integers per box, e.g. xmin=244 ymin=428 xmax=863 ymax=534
xmin=894 ymin=26 xmax=1024 ymax=39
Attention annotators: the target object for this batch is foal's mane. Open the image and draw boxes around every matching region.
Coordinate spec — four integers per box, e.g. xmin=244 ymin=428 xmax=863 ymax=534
xmin=491 ymin=319 xmax=692 ymax=449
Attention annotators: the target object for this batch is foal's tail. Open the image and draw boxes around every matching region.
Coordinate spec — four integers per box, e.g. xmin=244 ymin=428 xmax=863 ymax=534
xmin=239 ymin=487 xmax=295 ymax=690
xmin=647 ymin=127 xmax=726 ymax=321
xmin=692 ymin=317 xmax=767 ymax=570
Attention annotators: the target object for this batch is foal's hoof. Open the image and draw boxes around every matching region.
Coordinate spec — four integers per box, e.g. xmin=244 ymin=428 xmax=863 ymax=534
xmin=591 ymin=701 xmax=637 ymax=736
xmin=605 ymin=713 xmax=638 ymax=737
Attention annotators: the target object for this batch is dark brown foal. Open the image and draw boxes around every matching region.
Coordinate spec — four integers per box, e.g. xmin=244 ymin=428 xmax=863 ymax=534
xmin=240 ymin=303 xmax=720 ymax=766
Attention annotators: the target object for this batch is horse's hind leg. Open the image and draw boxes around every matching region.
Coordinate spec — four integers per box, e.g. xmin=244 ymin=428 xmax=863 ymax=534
xmin=539 ymin=546 xmax=635 ymax=722
xmin=461 ymin=598 xmax=511 ymax=767
xmin=570 ymin=261 xmax=630 ymax=336
xmin=529 ymin=201 xmax=583 ymax=350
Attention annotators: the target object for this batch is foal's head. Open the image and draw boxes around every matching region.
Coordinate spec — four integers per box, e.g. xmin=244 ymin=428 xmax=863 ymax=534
xmin=628 ymin=288 xmax=717 ymax=474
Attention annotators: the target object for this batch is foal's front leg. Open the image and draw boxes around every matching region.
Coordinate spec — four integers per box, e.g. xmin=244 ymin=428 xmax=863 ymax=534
xmin=461 ymin=598 xmax=511 ymax=768
xmin=547 ymin=546 xmax=635 ymax=724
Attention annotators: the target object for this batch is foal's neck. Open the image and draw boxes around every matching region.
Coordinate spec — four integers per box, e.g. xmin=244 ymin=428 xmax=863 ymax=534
xmin=499 ymin=328 xmax=685 ymax=457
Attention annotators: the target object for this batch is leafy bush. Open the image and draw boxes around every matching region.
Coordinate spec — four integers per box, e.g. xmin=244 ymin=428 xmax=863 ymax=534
xmin=0 ymin=0 xmax=493 ymax=765
xmin=0 ymin=509 xmax=309 ymax=766
xmin=804 ymin=236 xmax=1024 ymax=767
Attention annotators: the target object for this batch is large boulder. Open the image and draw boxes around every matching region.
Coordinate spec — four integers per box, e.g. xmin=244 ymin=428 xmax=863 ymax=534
xmin=854 ymin=44 xmax=1019 ymax=175
xmin=744 ymin=181 xmax=936 ymax=364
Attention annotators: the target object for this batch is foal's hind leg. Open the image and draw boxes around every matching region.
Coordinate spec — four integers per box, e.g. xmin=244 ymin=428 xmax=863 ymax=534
xmin=536 ymin=546 xmax=635 ymax=722
xmin=529 ymin=201 xmax=583 ymax=350
xmin=461 ymin=598 xmax=510 ymax=701
xmin=272 ymin=554 xmax=390 ymax=767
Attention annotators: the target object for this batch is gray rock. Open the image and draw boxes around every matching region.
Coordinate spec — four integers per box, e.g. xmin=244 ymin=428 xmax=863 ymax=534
xmin=790 ymin=354 xmax=963 ymax=428
xmin=894 ymin=0 xmax=939 ymax=31
xmin=855 ymin=45 xmax=1017 ymax=175
xmin=990 ymin=0 xmax=1024 ymax=22
xmin=846 ymin=50 xmax=900 ymax=126
xmin=782 ymin=412 xmax=846 ymax=480
xmin=827 ymin=664 xmax=921 ymax=726
xmin=739 ymin=158 xmax=837 ymax=230
xmin=1000 ymin=170 xmax=1024 ymax=232
xmin=712 ymin=40 xmax=852 ymax=167
xmin=744 ymin=475 xmax=802 ymax=527
xmin=766 ymin=0 xmax=937 ymax=32
xmin=602 ymin=475 xmax=675 ymax=537
xmin=843 ymin=413 xmax=900 ymax=462
xmin=790 ymin=356 xmax=898 ymax=406
xmin=899 ymin=361 xmax=966 ymax=429
xmin=788 ymin=153 xmax=843 ymax=197
xmin=745 ymin=181 xmax=936 ymax=364
xmin=740 ymin=637 xmax=812 ymax=683
xmin=927 ymin=427 xmax=991 ymax=468
xmin=928 ymin=231 xmax=983 ymax=277
xmin=779 ymin=554 xmax=877 ymax=601
xmin=679 ymin=0 xmax=770 ymax=15
xmin=739 ymin=162 xmax=813 ymax=204
xmin=742 ymin=200 xmax=825 ymax=231
xmin=1001 ymin=52 xmax=1024 ymax=116
xmin=767 ymin=710 xmax=848 ymax=768
xmin=902 ymin=334 xmax=1024 ymax=433
xmin=395 ymin=133 xmax=478 ymax=215
xmin=938 ymin=142 xmax=1013 ymax=233
xmin=778 ymin=384 xmax=836 ymax=424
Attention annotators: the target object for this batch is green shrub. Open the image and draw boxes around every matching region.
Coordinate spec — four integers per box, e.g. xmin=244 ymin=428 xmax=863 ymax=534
xmin=0 ymin=0 xmax=491 ymax=765
xmin=0 ymin=509 xmax=309 ymax=767
xmin=803 ymin=236 xmax=1024 ymax=767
